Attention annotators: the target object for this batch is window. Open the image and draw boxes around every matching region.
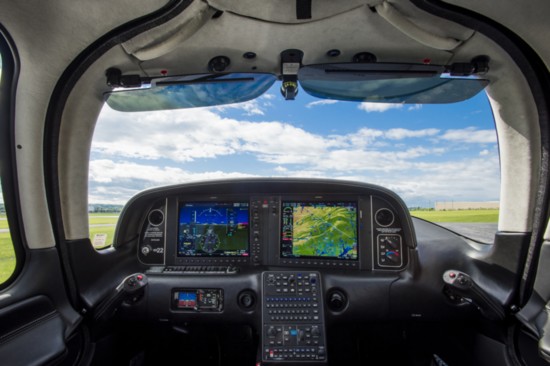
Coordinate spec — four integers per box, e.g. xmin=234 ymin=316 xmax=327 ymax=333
xmin=0 ymin=54 xmax=17 ymax=284
xmin=91 ymin=83 xmax=499 ymax=243
xmin=0 ymin=182 xmax=16 ymax=283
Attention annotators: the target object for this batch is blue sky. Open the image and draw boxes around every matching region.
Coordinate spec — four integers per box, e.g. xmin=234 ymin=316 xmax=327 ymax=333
xmin=90 ymin=82 xmax=499 ymax=208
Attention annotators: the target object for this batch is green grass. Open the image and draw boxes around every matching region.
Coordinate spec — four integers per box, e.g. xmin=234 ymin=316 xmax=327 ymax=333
xmin=0 ymin=215 xmax=8 ymax=230
xmin=410 ymin=209 xmax=499 ymax=223
xmin=0 ymin=213 xmax=120 ymax=283
xmin=0 ymin=231 xmax=16 ymax=283
xmin=89 ymin=216 xmax=119 ymax=226
xmin=89 ymin=225 xmax=117 ymax=250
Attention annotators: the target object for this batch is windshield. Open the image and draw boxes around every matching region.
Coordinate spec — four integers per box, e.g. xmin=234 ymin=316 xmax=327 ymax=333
xmin=90 ymin=83 xmax=499 ymax=244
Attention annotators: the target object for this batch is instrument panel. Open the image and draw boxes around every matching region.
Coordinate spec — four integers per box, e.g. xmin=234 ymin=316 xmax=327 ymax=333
xmin=113 ymin=180 xmax=478 ymax=365
xmin=125 ymin=179 xmax=416 ymax=272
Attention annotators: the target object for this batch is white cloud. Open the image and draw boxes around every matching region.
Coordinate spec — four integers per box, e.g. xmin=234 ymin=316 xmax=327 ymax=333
xmin=441 ymin=127 xmax=497 ymax=144
xmin=385 ymin=128 xmax=440 ymax=140
xmin=261 ymin=93 xmax=276 ymax=100
xmin=344 ymin=155 xmax=500 ymax=206
xmin=479 ymin=149 xmax=490 ymax=156
xmin=94 ymin=107 xmax=333 ymax=163
xmin=93 ymin=107 xmax=484 ymax=172
xmin=358 ymin=103 xmax=403 ymax=113
xmin=90 ymin=105 xmax=499 ymax=205
xmin=89 ymin=159 xmax=257 ymax=204
xmin=215 ymin=99 xmax=265 ymax=115
xmin=342 ymin=128 xmax=384 ymax=148
xmin=408 ymin=104 xmax=422 ymax=111
xmin=90 ymin=159 xmax=256 ymax=184
xmin=306 ymin=100 xmax=339 ymax=108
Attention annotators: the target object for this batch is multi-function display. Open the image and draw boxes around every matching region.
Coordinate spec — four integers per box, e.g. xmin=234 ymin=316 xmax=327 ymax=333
xmin=280 ymin=201 xmax=358 ymax=260
xmin=177 ymin=202 xmax=249 ymax=257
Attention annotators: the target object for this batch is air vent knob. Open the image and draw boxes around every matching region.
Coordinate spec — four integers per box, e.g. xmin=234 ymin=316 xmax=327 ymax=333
xmin=327 ymin=290 xmax=347 ymax=312
xmin=238 ymin=290 xmax=256 ymax=310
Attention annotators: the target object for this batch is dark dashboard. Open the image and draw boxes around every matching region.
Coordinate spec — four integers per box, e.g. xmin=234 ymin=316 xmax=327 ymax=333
xmin=109 ymin=179 xmax=490 ymax=365
xmin=131 ymin=181 xmax=414 ymax=271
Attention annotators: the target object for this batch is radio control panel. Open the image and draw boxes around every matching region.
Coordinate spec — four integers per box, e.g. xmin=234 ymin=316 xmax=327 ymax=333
xmin=262 ymin=271 xmax=327 ymax=363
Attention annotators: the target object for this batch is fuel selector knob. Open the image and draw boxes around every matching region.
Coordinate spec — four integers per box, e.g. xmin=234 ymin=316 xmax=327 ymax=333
xmin=141 ymin=245 xmax=152 ymax=256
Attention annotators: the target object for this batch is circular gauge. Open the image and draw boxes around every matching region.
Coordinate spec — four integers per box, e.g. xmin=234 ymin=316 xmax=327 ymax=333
xmin=375 ymin=208 xmax=394 ymax=227
xmin=148 ymin=209 xmax=164 ymax=226
xmin=200 ymin=230 xmax=221 ymax=254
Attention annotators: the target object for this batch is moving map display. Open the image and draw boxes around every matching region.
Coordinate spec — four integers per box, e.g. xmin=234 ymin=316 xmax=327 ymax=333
xmin=280 ymin=201 xmax=358 ymax=260
xmin=177 ymin=202 xmax=249 ymax=257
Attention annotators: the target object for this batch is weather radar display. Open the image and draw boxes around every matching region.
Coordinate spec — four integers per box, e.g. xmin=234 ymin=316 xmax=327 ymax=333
xmin=177 ymin=202 xmax=249 ymax=257
xmin=281 ymin=201 xmax=358 ymax=260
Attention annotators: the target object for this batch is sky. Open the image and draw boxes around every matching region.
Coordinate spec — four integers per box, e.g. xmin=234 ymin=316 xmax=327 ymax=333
xmin=90 ymin=82 xmax=499 ymax=208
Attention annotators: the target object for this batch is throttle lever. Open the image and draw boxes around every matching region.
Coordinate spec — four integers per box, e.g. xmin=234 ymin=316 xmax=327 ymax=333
xmin=443 ymin=270 xmax=505 ymax=321
xmin=93 ymin=273 xmax=148 ymax=323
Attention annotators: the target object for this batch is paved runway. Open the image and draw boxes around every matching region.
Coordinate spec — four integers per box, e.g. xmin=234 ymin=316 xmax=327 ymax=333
xmin=436 ymin=223 xmax=498 ymax=243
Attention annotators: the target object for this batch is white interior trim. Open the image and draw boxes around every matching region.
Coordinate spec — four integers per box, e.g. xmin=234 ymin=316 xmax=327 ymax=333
xmin=122 ymin=1 xmax=215 ymax=61
xmin=375 ymin=1 xmax=462 ymax=50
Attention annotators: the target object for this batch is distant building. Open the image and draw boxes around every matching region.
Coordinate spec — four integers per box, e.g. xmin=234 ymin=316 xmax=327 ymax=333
xmin=435 ymin=201 xmax=499 ymax=211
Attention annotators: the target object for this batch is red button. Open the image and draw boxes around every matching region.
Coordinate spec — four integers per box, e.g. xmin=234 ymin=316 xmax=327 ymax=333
xmin=449 ymin=272 xmax=456 ymax=278
xmin=137 ymin=275 xmax=143 ymax=281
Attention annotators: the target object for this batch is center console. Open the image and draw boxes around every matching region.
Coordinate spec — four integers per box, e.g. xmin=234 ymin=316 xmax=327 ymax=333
xmin=262 ymin=271 xmax=327 ymax=363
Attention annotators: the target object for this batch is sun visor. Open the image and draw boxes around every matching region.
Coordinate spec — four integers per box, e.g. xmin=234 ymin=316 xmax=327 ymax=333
xmin=298 ymin=63 xmax=489 ymax=104
xmin=105 ymin=73 xmax=276 ymax=112
xmin=121 ymin=1 xmax=216 ymax=61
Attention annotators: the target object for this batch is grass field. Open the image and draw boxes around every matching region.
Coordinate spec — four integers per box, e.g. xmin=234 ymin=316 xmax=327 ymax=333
xmin=89 ymin=225 xmax=117 ymax=249
xmin=410 ymin=209 xmax=499 ymax=223
xmin=0 ymin=213 xmax=119 ymax=284
xmin=0 ymin=215 xmax=8 ymax=230
xmin=0 ymin=231 xmax=15 ymax=283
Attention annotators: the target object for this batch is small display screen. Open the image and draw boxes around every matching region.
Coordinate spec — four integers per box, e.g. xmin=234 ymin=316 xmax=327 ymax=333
xmin=177 ymin=202 xmax=249 ymax=257
xmin=177 ymin=291 xmax=197 ymax=308
xmin=280 ymin=201 xmax=358 ymax=260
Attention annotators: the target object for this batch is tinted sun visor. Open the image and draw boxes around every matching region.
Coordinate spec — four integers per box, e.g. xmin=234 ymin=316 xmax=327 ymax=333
xmin=105 ymin=73 xmax=276 ymax=112
xmin=298 ymin=63 xmax=489 ymax=104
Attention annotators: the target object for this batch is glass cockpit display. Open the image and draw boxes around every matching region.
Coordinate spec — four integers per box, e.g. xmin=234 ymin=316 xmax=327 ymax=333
xmin=177 ymin=202 xmax=249 ymax=257
xmin=280 ymin=201 xmax=358 ymax=260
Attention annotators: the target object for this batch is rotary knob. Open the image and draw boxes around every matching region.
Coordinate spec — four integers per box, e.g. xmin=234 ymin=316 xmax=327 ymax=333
xmin=267 ymin=326 xmax=278 ymax=337
xmin=141 ymin=245 xmax=152 ymax=256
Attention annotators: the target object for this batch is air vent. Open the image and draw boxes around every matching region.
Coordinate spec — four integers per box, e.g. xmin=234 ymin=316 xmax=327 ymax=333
xmin=148 ymin=209 xmax=164 ymax=226
xmin=375 ymin=208 xmax=394 ymax=227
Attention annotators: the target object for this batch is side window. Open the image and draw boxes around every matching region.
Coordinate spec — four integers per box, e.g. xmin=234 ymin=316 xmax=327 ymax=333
xmin=89 ymin=206 xmax=121 ymax=250
xmin=0 ymin=51 xmax=18 ymax=284
xmin=0 ymin=182 xmax=16 ymax=284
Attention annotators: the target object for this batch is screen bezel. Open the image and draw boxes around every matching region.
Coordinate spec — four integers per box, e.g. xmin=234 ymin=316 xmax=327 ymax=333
xmin=176 ymin=201 xmax=251 ymax=258
xmin=279 ymin=200 xmax=359 ymax=261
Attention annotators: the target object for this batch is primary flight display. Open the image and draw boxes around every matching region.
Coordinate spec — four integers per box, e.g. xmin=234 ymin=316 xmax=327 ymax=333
xmin=177 ymin=202 xmax=250 ymax=257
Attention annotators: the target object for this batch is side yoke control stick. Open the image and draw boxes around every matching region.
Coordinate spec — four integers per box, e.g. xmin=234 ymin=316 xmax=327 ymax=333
xmin=93 ymin=273 xmax=148 ymax=323
xmin=443 ymin=270 xmax=505 ymax=321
